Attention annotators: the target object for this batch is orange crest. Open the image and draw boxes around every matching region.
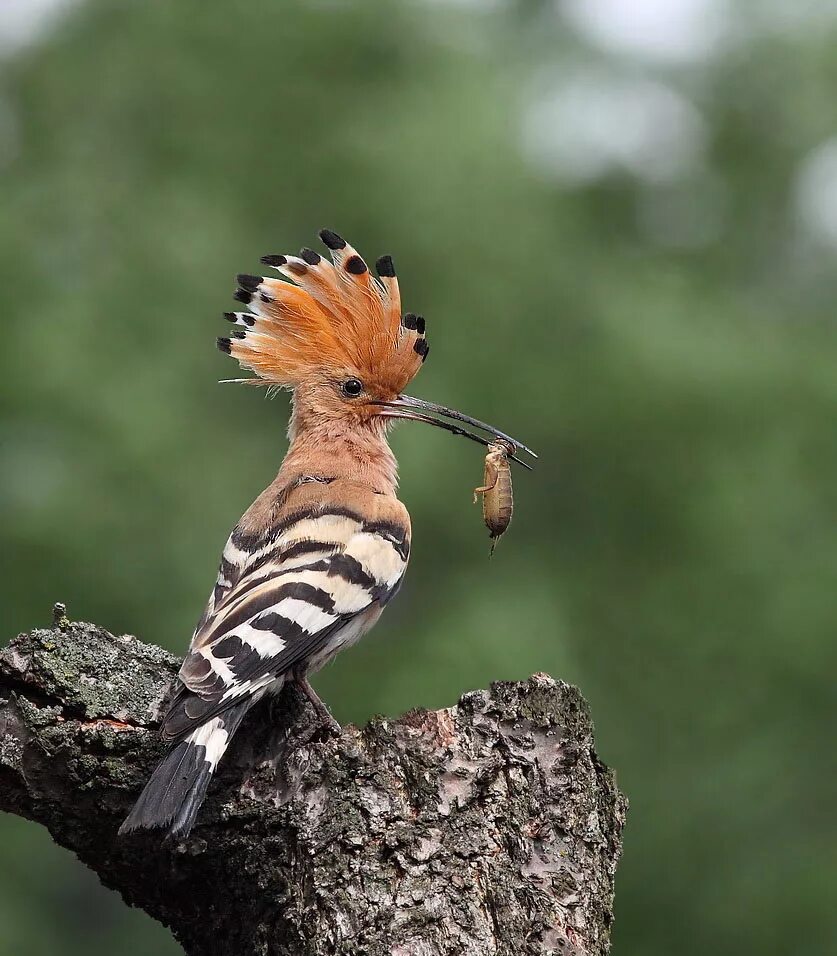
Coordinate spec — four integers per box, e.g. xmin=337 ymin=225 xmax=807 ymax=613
xmin=218 ymin=230 xmax=429 ymax=394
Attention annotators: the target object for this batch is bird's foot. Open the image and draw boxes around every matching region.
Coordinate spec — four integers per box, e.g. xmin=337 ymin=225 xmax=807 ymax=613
xmin=290 ymin=670 xmax=342 ymax=744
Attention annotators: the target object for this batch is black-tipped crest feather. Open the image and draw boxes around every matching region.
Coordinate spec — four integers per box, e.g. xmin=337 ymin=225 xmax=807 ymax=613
xmin=376 ymin=255 xmax=395 ymax=277
xmin=237 ymin=274 xmax=262 ymax=292
xmin=345 ymin=255 xmax=367 ymax=275
xmin=319 ymin=228 xmax=346 ymax=250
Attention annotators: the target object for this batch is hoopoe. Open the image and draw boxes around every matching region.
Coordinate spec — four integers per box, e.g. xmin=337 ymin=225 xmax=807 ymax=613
xmin=120 ymin=229 xmax=535 ymax=839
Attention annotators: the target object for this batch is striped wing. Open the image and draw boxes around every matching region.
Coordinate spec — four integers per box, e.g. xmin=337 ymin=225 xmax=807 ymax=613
xmin=162 ymin=508 xmax=409 ymax=741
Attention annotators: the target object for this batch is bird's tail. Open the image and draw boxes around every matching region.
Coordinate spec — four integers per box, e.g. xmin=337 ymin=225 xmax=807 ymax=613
xmin=119 ymin=701 xmax=250 ymax=840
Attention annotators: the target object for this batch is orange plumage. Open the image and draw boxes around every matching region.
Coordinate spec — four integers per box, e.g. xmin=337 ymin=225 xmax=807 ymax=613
xmin=220 ymin=231 xmax=427 ymax=394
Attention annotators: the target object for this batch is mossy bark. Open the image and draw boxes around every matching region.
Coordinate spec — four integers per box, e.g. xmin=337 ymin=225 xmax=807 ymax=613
xmin=0 ymin=618 xmax=626 ymax=956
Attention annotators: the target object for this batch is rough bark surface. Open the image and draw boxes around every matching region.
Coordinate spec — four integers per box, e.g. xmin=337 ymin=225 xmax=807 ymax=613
xmin=0 ymin=615 xmax=627 ymax=956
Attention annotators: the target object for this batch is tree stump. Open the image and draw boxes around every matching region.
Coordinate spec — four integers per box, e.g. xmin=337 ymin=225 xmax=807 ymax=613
xmin=0 ymin=617 xmax=626 ymax=955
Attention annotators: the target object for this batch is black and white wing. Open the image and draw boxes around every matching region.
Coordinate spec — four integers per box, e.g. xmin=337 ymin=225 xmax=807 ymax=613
xmin=161 ymin=505 xmax=410 ymax=742
xmin=120 ymin=494 xmax=410 ymax=838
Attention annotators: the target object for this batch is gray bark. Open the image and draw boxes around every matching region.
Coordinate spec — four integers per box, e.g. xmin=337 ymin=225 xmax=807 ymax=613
xmin=0 ymin=612 xmax=626 ymax=956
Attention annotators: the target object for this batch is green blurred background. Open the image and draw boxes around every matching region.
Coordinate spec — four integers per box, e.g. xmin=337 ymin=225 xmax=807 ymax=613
xmin=1 ymin=0 xmax=835 ymax=953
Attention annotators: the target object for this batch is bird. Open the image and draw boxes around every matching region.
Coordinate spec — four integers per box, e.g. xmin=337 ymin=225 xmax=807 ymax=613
xmin=119 ymin=229 xmax=536 ymax=839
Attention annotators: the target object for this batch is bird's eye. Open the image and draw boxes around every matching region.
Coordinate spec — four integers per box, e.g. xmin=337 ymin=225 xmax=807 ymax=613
xmin=341 ymin=378 xmax=363 ymax=397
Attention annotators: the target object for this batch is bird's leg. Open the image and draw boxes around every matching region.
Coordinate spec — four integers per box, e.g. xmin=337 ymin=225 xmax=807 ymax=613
xmin=292 ymin=667 xmax=342 ymax=739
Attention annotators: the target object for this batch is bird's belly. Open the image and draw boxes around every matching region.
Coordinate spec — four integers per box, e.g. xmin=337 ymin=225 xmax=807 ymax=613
xmin=305 ymin=605 xmax=383 ymax=675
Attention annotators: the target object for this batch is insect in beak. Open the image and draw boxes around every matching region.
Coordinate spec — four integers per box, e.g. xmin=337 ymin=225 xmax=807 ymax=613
xmin=370 ymin=394 xmax=537 ymax=470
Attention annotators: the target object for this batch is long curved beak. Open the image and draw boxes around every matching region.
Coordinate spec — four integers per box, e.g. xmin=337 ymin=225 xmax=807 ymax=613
xmin=370 ymin=394 xmax=537 ymax=470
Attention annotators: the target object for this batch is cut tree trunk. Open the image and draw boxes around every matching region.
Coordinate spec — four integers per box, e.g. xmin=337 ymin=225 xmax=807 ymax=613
xmin=0 ymin=614 xmax=626 ymax=956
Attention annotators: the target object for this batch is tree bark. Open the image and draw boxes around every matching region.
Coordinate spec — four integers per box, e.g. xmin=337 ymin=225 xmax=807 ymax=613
xmin=0 ymin=613 xmax=626 ymax=956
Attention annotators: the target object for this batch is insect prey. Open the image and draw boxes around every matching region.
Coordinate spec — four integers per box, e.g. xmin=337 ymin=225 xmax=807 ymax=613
xmin=473 ymin=439 xmax=515 ymax=555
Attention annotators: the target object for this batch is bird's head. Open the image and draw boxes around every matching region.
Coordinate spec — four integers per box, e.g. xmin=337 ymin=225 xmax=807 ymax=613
xmin=218 ymin=230 xmax=535 ymax=467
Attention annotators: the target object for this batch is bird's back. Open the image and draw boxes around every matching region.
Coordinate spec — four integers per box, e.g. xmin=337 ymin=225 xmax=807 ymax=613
xmin=166 ymin=475 xmax=411 ymax=739
xmin=120 ymin=474 xmax=410 ymax=838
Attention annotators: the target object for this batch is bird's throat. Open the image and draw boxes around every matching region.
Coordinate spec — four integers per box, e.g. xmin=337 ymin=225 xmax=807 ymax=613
xmin=281 ymin=417 xmax=398 ymax=496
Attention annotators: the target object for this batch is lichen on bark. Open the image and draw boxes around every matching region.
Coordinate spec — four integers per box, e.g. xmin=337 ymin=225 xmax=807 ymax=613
xmin=0 ymin=618 xmax=626 ymax=956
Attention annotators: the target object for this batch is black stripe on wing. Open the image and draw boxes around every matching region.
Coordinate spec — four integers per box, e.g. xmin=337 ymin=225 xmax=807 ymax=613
xmin=202 ymin=580 xmax=338 ymax=646
xmin=215 ymin=556 xmax=389 ymax=621
xmin=228 ymin=505 xmax=367 ymax=554
xmin=200 ymin=506 xmax=409 ymax=621
xmin=168 ymin=508 xmax=410 ymax=741
xmin=361 ymin=520 xmax=410 ymax=560
xmin=278 ymin=539 xmax=341 ymax=563
xmin=227 ymin=507 xmax=410 ymax=564
xmin=162 ymin=616 xmax=346 ymax=741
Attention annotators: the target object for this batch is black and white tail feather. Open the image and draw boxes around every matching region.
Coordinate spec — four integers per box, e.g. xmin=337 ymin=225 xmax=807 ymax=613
xmin=119 ymin=702 xmax=251 ymax=839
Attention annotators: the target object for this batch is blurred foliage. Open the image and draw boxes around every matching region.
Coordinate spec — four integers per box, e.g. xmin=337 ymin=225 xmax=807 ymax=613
xmin=1 ymin=1 xmax=836 ymax=954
